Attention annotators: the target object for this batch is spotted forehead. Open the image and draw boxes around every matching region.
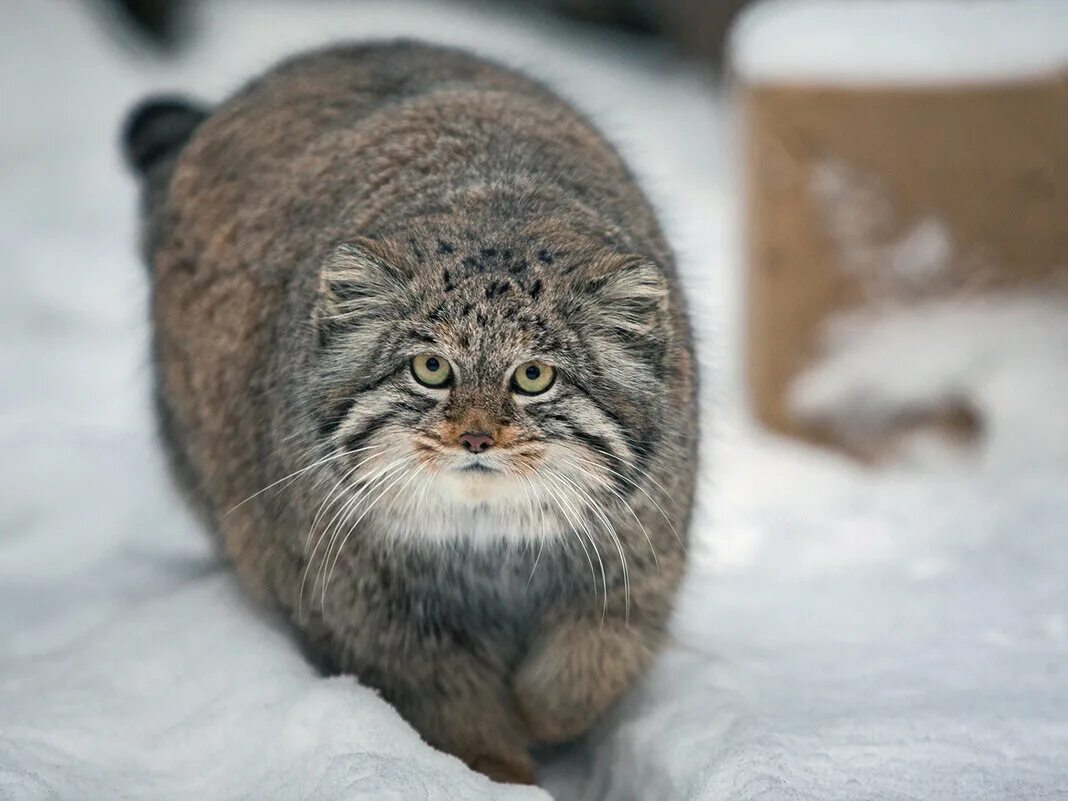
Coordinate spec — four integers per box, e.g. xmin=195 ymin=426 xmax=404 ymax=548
xmin=408 ymin=245 xmax=567 ymax=361
xmin=415 ymin=291 xmax=553 ymax=369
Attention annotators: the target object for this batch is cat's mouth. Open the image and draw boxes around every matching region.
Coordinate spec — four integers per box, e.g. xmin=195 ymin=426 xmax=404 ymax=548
xmin=456 ymin=461 xmax=501 ymax=474
xmin=436 ymin=456 xmax=515 ymax=504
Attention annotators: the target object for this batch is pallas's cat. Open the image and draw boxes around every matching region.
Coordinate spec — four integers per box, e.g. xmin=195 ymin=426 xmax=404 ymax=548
xmin=125 ymin=41 xmax=697 ymax=783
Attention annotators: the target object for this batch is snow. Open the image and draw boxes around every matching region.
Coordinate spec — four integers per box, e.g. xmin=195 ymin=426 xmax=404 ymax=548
xmin=731 ymin=0 xmax=1068 ymax=85
xmin=790 ymin=296 xmax=1068 ymax=464
xmin=2 ymin=1 xmax=1067 ymax=799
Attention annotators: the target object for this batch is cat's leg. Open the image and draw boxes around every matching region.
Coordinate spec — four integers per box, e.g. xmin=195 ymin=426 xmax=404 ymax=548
xmin=305 ymin=555 xmax=535 ymax=782
xmin=512 ymin=605 xmax=665 ymax=745
xmin=363 ymin=646 xmax=535 ymax=784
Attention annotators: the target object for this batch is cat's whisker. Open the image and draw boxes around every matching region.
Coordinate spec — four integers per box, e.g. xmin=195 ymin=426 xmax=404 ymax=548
xmin=305 ymin=457 xmax=397 ymax=576
xmin=305 ymin=463 xmax=363 ymax=555
xmin=314 ymin=456 xmax=410 ymax=598
xmin=416 ymin=467 xmax=436 ymax=533
xmin=322 ymin=458 xmax=424 ymax=607
xmin=527 ymin=539 xmax=546 ymax=590
xmin=587 ymin=443 xmax=680 ymax=507
xmin=320 ymin=452 xmax=416 ymax=572
xmin=304 ymin=475 xmax=378 ymax=617
xmin=539 ymin=478 xmax=598 ymax=603
xmin=546 ymin=465 xmax=630 ymax=625
xmin=299 ymin=460 xmax=372 ymax=619
xmin=320 ymin=456 xmax=406 ymax=557
xmin=516 ymin=473 xmax=546 ymax=587
xmin=512 ymin=467 xmax=541 ymax=533
xmin=409 ymin=457 xmax=435 ymax=532
xmin=304 ymin=445 xmax=391 ymax=553
xmin=299 ymin=455 xmax=408 ymax=619
xmin=226 ymin=445 xmax=381 ymax=515
xmin=576 ymin=445 xmax=683 ymax=547
xmin=540 ymin=470 xmax=608 ymax=622
xmin=555 ymin=452 xmax=660 ymax=572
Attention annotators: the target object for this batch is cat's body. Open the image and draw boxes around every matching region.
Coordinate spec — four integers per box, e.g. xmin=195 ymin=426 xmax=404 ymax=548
xmin=127 ymin=41 xmax=697 ymax=782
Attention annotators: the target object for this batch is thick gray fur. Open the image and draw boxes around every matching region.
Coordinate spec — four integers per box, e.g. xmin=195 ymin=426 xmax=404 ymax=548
xmin=127 ymin=40 xmax=698 ymax=783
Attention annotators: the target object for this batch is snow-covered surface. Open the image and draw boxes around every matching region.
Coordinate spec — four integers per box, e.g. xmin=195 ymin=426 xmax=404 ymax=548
xmin=2 ymin=1 xmax=1067 ymax=799
xmin=731 ymin=0 xmax=1068 ymax=84
xmin=790 ymin=297 xmax=1068 ymax=461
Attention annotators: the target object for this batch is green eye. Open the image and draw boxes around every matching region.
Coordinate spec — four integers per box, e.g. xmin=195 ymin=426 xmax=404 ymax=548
xmin=512 ymin=360 xmax=555 ymax=395
xmin=411 ymin=353 xmax=453 ymax=387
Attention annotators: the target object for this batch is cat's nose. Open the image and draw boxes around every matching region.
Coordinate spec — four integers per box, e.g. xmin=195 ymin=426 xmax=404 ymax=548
xmin=459 ymin=432 xmax=494 ymax=454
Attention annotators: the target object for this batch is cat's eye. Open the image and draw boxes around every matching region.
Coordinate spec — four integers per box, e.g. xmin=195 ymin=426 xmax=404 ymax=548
xmin=411 ymin=353 xmax=453 ymax=387
xmin=511 ymin=360 xmax=555 ymax=395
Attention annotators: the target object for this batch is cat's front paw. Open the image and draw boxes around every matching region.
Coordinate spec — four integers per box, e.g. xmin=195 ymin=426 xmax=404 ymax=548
xmin=513 ymin=619 xmax=654 ymax=744
xmin=467 ymin=751 xmax=536 ymax=785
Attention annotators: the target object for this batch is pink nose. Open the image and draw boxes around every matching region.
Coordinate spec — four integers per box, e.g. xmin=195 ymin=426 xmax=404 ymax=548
xmin=459 ymin=432 xmax=494 ymax=454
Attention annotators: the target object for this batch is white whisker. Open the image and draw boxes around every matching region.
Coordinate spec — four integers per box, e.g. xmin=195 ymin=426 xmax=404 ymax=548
xmin=578 ymin=445 xmax=683 ymax=546
xmin=298 ymin=454 xmax=406 ymax=621
xmin=313 ymin=456 xmax=409 ymax=597
xmin=516 ymin=473 xmax=546 ymax=588
xmin=304 ymin=445 xmax=390 ymax=553
xmin=556 ymin=452 xmax=660 ymax=572
xmin=321 ymin=459 xmax=424 ymax=606
xmin=547 ymin=465 xmax=630 ymax=624
xmin=225 ymin=444 xmax=381 ymax=516
xmin=540 ymin=469 xmax=607 ymax=622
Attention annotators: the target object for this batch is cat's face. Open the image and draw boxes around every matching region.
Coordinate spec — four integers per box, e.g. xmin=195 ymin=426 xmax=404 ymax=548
xmin=311 ymin=235 xmax=670 ymax=542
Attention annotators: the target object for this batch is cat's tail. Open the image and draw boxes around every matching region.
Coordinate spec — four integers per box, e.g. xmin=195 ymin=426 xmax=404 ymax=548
xmin=121 ymin=95 xmax=207 ymax=178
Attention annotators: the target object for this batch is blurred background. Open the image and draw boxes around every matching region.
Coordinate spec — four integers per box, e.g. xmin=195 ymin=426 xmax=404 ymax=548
xmin=1 ymin=2 xmax=1066 ymax=800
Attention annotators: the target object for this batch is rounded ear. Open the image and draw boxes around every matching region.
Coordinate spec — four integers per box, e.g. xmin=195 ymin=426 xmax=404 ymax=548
xmin=577 ymin=254 xmax=670 ymax=338
xmin=315 ymin=240 xmax=417 ymax=354
xmin=563 ymin=254 xmax=672 ymax=386
xmin=316 ymin=238 xmax=414 ymax=328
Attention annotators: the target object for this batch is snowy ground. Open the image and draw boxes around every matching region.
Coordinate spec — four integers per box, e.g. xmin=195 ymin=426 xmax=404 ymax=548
xmin=2 ymin=1 xmax=1067 ymax=799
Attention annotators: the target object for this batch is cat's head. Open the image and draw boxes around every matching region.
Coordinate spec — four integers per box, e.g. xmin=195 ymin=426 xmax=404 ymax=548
xmin=309 ymin=231 xmax=673 ymax=542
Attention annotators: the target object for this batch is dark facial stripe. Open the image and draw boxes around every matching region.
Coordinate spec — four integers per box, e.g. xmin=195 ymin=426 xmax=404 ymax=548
xmin=566 ymin=422 xmax=630 ymax=494
xmin=319 ymin=398 xmax=357 ymax=439
xmin=566 ymin=424 xmax=613 ymax=462
xmin=572 ymin=381 xmax=627 ymax=433
xmin=342 ymin=411 xmax=395 ymax=453
xmin=317 ymin=341 xmax=438 ymax=442
xmin=395 ymin=390 xmax=436 ymax=415
xmin=568 ymin=381 xmax=661 ymax=474
xmin=318 ymin=372 xmax=396 ymax=439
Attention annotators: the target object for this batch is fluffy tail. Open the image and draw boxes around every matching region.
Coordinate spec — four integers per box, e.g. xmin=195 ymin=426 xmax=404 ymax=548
xmin=122 ymin=95 xmax=207 ymax=177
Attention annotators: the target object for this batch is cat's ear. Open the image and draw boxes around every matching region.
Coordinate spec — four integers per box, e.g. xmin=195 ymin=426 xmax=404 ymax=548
xmin=577 ymin=254 xmax=670 ymax=339
xmin=315 ymin=239 xmax=414 ymax=331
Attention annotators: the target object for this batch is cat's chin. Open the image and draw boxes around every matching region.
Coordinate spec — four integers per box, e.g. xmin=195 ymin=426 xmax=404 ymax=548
xmin=439 ymin=466 xmax=517 ymax=504
xmin=372 ymin=470 xmax=563 ymax=545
